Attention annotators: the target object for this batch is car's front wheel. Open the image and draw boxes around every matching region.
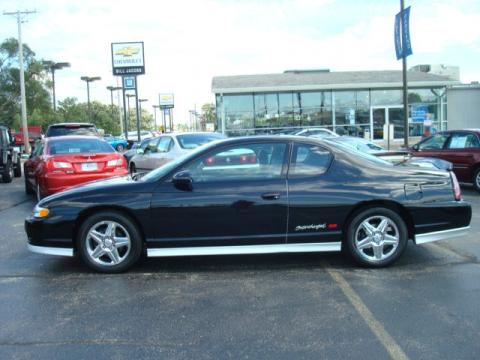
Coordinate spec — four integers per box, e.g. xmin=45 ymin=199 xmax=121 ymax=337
xmin=473 ymin=168 xmax=480 ymax=192
xmin=345 ymin=207 xmax=408 ymax=267
xmin=78 ymin=211 xmax=143 ymax=273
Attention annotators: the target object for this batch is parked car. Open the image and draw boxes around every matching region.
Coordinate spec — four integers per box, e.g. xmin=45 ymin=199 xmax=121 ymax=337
xmin=293 ymin=127 xmax=338 ymax=138
xmin=104 ymin=136 xmax=128 ymax=152
xmin=129 ymin=132 xmax=226 ymax=174
xmin=46 ymin=123 xmax=99 ymax=137
xmin=24 ymin=136 xmax=128 ymax=200
xmin=12 ymin=125 xmax=42 ymax=153
xmin=123 ymin=138 xmax=151 ymax=164
xmin=323 ymin=136 xmax=453 ymax=171
xmin=0 ymin=125 xmax=22 ymax=182
xmin=26 ymin=136 xmax=470 ymax=273
xmin=411 ymin=129 xmax=480 ymax=191
xmin=316 ymin=135 xmax=384 ymax=153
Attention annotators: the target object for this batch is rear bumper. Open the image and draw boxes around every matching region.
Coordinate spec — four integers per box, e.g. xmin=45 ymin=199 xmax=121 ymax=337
xmin=415 ymin=226 xmax=470 ymax=245
xmin=43 ymin=170 xmax=128 ymax=195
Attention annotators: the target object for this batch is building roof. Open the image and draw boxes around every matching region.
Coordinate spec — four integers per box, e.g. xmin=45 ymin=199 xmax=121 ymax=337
xmin=212 ymin=70 xmax=458 ymax=94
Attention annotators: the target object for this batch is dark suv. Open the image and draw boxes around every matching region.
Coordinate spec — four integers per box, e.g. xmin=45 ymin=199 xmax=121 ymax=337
xmin=46 ymin=123 xmax=99 ymax=137
xmin=0 ymin=125 xmax=22 ymax=182
xmin=411 ymin=129 xmax=480 ymax=191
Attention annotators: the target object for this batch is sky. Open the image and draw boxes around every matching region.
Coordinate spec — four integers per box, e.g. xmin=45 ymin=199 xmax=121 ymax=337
xmin=1 ymin=0 xmax=480 ymax=128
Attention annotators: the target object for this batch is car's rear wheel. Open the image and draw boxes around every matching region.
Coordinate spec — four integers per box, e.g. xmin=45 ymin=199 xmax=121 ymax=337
xmin=24 ymin=170 xmax=34 ymax=195
xmin=116 ymin=144 xmax=125 ymax=152
xmin=2 ymin=159 xmax=13 ymax=183
xmin=345 ymin=207 xmax=408 ymax=267
xmin=473 ymin=168 xmax=480 ymax=192
xmin=78 ymin=211 xmax=143 ymax=273
xmin=130 ymin=162 xmax=137 ymax=175
xmin=36 ymin=183 xmax=43 ymax=202
xmin=14 ymin=157 xmax=22 ymax=177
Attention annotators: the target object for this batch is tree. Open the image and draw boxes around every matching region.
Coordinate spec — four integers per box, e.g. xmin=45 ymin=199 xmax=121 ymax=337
xmin=0 ymin=38 xmax=53 ymax=129
xmin=200 ymin=103 xmax=217 ymax=131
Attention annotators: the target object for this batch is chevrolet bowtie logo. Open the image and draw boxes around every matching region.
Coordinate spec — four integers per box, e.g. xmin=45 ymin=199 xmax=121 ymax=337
xmin=115 ymin=47 xmax=140 ymax=57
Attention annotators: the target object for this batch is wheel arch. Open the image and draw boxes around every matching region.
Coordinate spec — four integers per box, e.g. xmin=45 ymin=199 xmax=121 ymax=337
xmin=343 ymin=200 xmax=415 ymax=242
xmin=73 ymin=205 xmax=146 ymax=251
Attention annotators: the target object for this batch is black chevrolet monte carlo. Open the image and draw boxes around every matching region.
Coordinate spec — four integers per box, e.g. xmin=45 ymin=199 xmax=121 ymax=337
xmin=25 ymin=136 xmax=471 ymax=273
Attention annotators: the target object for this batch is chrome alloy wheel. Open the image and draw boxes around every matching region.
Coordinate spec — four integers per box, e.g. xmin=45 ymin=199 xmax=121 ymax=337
xmin=86 ymin=221 xmax=131 ymax=266
xmin=354 ymin=215 xmax=400 ymax=262
xmin=476 ymin=171 xmax=480 ymax=189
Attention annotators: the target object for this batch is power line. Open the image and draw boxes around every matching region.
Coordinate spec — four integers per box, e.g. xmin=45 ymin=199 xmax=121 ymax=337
xmin=3 ymin=9 xmax=37 ymax=154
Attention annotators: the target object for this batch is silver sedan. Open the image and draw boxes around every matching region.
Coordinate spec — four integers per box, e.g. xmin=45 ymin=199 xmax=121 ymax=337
xmin=129 ymin=132 xmax=225 ymax=174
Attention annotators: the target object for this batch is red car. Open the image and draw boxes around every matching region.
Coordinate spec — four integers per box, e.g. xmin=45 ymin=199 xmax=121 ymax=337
xmin=24 ymin=136 xmax=128 ymax=200
xmin=411 ymin=129 xmax=480 ymax=191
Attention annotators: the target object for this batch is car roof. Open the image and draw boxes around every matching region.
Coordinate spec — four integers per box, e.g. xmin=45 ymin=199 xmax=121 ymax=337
xmin=48 ymin=123 xmax=96 ymax=127
xmin=44 ymin=135 xmax=107 ymax=143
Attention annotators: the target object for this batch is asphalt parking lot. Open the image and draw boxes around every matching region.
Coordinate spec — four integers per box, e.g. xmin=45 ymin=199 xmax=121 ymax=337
xmin=0 ymin=177 xmax=479 ymax=360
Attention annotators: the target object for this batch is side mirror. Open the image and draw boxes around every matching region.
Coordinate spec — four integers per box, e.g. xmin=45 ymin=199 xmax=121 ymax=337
xmin=136 ymin=148 xmax=144 ymax=155
xmin=412 ymin=144 xmax=419 ymax=151
xmin=172 ymin=171 xmax=193 ymax=191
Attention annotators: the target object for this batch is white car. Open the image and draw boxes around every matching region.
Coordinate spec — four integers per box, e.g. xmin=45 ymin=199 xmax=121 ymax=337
xmin=129 ymin=132 xmax=226 ymax=174
xmin=120 ymin=130 xmax=155 ymax=142
xmin=293 ymin=127 xmax=338 ymax=138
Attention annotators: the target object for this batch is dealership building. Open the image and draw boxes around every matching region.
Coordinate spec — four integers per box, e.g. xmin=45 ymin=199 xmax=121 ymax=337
xmin=212 ymin=66 xmax=461 ymax=142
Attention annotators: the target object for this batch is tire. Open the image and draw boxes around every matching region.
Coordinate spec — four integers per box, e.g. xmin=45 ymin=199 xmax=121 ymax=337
xmin=36 ymin=183 xmax=43 ymax=202
xmin=24 ymin=170 xmax=34 ymax=195
xmin=116 ymin=144 xmax=125 ymax=152
xmin=130 ymin=162 xmax=137 ymax=175
xmin=345 ymin=207 xmax=408 ymax=267
xmin=78 ymin=211 xmax=143 ymax=273
xmin=1 ymin=159 xmax=13 ymax=183
xmin=473 ymin=168 xmax=480 ymax=192
xmin=14 ymin=157 xmax=21 ymax=177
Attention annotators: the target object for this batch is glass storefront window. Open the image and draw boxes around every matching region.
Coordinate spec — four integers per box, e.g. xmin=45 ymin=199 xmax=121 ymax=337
xmin=224 ymin=94 xmax=254 ymax=130
xmin=371 ymin=90 xmax=402 ymax=106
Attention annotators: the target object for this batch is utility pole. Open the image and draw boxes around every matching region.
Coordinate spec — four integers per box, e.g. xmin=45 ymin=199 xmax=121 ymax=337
xmin=400 ymin=0 xmax=409 ymax=148
xmin=3 ymin=9 xmax=36 ymax=154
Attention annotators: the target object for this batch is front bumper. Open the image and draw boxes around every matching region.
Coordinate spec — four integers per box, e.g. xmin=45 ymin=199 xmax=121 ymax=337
xmin=25 ymin=214 xmax=74 ymax=249
xmin=28 ymin=244 xmax=73 ymax=257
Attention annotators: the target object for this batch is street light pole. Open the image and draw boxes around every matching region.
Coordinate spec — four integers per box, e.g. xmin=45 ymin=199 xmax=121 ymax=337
xmin=126 ymin=94 xmax=135 ymax=133
xmin=4 ymin=9 xmax=36 ymax=154
xmin=106 ymin=86 xmax=122 ymax=116
xmin=44 ymin=61 xmax=70 ymax=111
xmin=152 ymin=105 xmax=160 ymax=131
xmin=400 ymin=0 xmax=409 ymax=148
xmin=138 ymin=99 xmax=148 ymax=129
xmin=80 ymin=76 xmax=101 ymax=122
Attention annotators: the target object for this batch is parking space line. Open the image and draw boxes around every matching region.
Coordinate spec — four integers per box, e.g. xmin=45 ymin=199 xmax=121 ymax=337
xmin=325 ymin=266 xmax=410 ymax=360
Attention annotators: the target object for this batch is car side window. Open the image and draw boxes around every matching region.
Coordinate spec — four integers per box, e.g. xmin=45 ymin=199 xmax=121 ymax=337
xmin=157 ymin=137 xmax=173 ymax=153
xmin=447 ymin=133 xmax=480 ymax=149
xmin=418 ymin=134 xmax=449 ymax=150
xmin=145 ymin=138 xmax=159 ymax=154
xmin=289 ymin=144 xmax=332 ymax=177
xmin=184 ymin=142 xmax=287 ymax=183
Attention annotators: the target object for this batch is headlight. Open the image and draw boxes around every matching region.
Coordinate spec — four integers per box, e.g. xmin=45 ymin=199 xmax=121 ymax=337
xmin=33 ymin=205 xmax=50 ymax=218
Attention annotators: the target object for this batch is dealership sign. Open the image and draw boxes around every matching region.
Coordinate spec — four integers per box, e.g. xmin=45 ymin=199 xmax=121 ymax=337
xmin=111 ymin=42 xmax=145 ymax=75
xmin=159 ymin=93 xmax=174 ymax=109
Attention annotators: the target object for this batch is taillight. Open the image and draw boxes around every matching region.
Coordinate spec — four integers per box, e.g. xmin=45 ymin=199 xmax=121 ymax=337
xmin=450 ymin=171 xmax=462 ymax=201
xmin=53 ymin=161 xmax=72 ymax=169
xmin=107 ymin=156 xmax=126 ymax=169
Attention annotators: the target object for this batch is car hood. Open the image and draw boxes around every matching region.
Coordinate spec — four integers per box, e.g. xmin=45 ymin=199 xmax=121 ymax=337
xmin=39 ymin=175 xmax=151 ymax=205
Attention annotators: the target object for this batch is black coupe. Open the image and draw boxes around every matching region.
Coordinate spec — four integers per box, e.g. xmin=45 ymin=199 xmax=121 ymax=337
xmin=25 ymin=136 xmax=471 ymax=273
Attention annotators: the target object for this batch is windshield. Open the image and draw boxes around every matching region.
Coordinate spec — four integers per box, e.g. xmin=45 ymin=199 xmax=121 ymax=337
xmin=176 ymin=133 xmax=225 ymax=149
xmin=47 ymin=138 xmax=114 ymax=155
xmin=323 ymin=139 xmax=392 ymax=166
xmin=47 ymin=125 xmax=98 ymax=137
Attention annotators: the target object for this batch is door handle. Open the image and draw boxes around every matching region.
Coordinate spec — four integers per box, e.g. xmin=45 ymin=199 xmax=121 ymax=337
xmin=261 ymin=192 xmax=280 ymax=200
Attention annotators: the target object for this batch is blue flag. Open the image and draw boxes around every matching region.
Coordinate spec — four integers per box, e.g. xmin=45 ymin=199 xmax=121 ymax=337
xmin=394 ymin=6 xmax=413 ymax=59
